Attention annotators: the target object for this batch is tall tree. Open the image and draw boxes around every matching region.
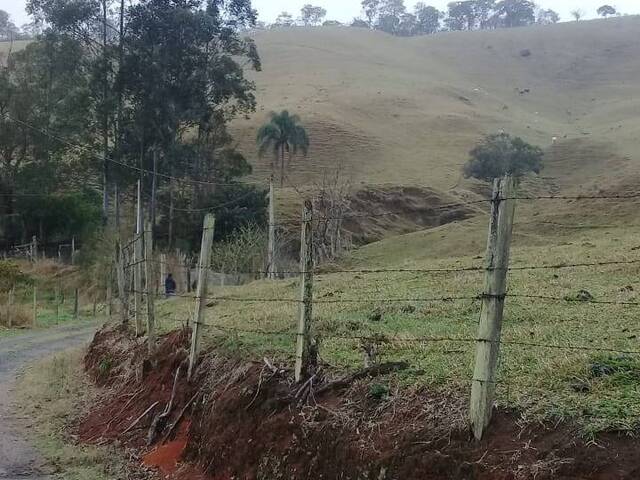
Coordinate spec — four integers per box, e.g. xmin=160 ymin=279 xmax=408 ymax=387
xmin=445 ymin=1 xmax=477 ymax=31
xmin=361 ymin=0 xmax=381 ymax=27
xmin=257 ymin=111 xmax=309 ymax=188
xmin=536 ymin=8 xmax=560 ymax=24
xmin=275 ymin=11 xmax=294 ymax=27
xmin=494 ymin=0 xmax=535 ymax=28
xmin=571 ymin=9 xmax=583 ymax=21
xmin=300 ymin=5 xmax=327 ymax=26
xmin=597 ymin=5 xmax=616 ymax=17
xmin=414 ymin=3 xmax=441 ymax=34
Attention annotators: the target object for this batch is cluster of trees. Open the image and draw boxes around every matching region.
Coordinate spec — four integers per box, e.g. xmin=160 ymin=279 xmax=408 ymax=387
xmin=0 ymin=10 xmax=40 ymax=41
xmin=0 ymin=0 xmax=266 ymax=251
xmin=266 ymin=2 xmax=628 ymax=36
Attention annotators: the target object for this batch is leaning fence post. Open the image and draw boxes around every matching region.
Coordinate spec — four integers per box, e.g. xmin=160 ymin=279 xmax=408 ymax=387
xmin=144 ymin=221 xmax=156 ymax=357
xmin=295 ymin=200 xmax=315 ymax=383
xmin=469 ymin=175 xmax=516 ymax=440
xmin=187 ymin=214 xmax=215 ymax=381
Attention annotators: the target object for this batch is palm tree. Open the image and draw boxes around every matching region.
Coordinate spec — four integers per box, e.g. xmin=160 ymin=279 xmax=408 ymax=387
xmin=257 ymin=110 xmax=310 ymax=187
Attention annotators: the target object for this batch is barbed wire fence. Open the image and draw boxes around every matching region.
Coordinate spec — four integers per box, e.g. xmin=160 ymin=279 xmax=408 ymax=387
xmin=108 ymin=174 xmax=640 ymax=439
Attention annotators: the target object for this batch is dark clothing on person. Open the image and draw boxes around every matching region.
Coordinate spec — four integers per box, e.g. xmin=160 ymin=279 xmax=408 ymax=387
xmin=165 ymin=275 xmax=177 ymax=296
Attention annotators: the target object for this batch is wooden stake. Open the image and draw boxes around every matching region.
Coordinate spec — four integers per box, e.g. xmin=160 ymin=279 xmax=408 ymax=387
xmin=295 ymin=201 xmax=314 ymax=383
xmin=55 ymin=284 xmax=60 ymax=324
xmin=469 ymin=175 xmax=516 ymax=440
xmin=187 ymin=214 xmax=215 ymax=380
xmin=159 ymin=253 xmax=167 ymax=296
xmin=144 ymin=221 xmax=156 ymax=356
xmin=32 ymin=285 xmax=37 ymax=327
xmin=71 ymin=236 xmax=76 ymax=265
xmin=134 ymin=180 xmax=144 ymax=336
xmin=267 ymin=176 xmax=276 ymax=279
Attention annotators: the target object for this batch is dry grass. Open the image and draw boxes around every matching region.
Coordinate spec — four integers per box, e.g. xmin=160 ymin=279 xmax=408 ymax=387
xmin=13 ymin=349 xmax=144 ymax=479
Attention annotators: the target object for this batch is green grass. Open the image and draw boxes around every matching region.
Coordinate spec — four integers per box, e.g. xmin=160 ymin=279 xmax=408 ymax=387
xmin=153 ymin=221 xmax=640 ymax=435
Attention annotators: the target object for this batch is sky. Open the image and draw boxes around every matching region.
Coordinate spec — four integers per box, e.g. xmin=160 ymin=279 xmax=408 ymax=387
xmin=1 ymin=0 xmax=639 ymax=27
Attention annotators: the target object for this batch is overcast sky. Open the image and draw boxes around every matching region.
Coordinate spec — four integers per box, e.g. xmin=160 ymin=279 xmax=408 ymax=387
xmin=1 ymin=0 xmax=638 ymax=27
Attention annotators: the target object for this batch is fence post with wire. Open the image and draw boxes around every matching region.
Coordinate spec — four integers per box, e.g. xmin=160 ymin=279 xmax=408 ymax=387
xmin=469 ymin=174 xmax=516 ymax=440
xmin=295 ymin=200 xmax=315 ymax=383
xmin=188 ymin=213 xmax=216 ymax=380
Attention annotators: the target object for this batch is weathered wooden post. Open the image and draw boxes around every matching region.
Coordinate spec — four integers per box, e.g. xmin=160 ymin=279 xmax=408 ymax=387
xmin=32 ymin=285 xmax=37 ymax=327
xmin=187 ymin=214 xmax=215 ymax=380
xmin=469 ymin=175 xmax=516 ymax=440
xmin=115 ymin=240 xmax=128 ymax=325
xmin=73 ymin=288 xmax=79 ymax=319
xmin=159 ymin=253 xmax=167 ymax=295
xmin=71 ymin=236 xmax=76 ymax=265
xmin=30 ymin=236 xmax=37 ymax=262
xmin=295 ymin=200 xmax=315 ymax=383
xmin=55 ymin=284 xmax=60 ymax=324
xmin=134 ymin=180 xmax=144 ymax=336
xmin=144 ymin=221 xmax=156 ymax=356
xmin=267 ymin=175 xmax=276 ymax=279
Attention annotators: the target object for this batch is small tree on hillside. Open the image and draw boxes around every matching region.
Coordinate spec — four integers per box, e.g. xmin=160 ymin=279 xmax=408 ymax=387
xmin=597 ymin=5 xmax=617 ymax=17
xmin=571 ymin=9 xmax=584 ymax=21
xmin=275 ymin=12 xmax=295 ymax=27
xmin=463 ymin=133 xmax=543 ymax=181
xmin=257 ymin=111 xmax=310 ymax=187
xmin=536 ymin=8 xmax=560 ymax=25
xmin=301 ymin=5 xmax=327 ymax=26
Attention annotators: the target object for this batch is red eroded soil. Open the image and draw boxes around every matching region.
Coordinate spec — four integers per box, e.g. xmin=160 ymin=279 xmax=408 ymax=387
xmin=78 ymin=326 xmax=640 ymax=480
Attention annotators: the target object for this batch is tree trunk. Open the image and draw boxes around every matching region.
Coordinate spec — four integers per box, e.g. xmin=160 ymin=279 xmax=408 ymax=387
xmin=168 ymin=175 xmax=175 ymax=249
xmin=280 ymin=146 xmax=285 ymax=188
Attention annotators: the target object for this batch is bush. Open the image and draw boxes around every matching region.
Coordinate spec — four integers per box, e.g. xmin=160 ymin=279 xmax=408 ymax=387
xmin=463 ymin=133 xmax=544 ymax=182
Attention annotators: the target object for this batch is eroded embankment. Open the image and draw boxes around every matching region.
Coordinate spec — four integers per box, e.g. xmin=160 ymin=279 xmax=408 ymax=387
xmin=78 ymin=326 xmax=640 ymax=480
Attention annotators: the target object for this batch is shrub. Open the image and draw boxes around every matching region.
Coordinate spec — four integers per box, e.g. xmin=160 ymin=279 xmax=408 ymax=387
xmin=463 ymin=133 xmax=544 ymax=182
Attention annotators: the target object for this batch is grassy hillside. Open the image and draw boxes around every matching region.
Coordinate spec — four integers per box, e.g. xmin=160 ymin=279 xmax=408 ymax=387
xmin=235 ymin=17 xmax=640 ymax=197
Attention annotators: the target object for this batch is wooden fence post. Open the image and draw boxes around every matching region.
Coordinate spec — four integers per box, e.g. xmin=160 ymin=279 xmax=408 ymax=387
xmin=469 ymin=175 xmax=516 ymax=440
xmin=55 ymin=284 xmax=60 ymax=324
xmin=267 ymin=175 xmax=276 ymax=279
xmin=159 ymin=252 xmax=167 ymax=295
xmin=74 ymin=288 xmax=79 ymax=319
xmin=144 ymin=221 xmax=156 ymax=356
xmin=295 ymin=200 xmax=315 ymax=383
xmin=32 ymin=285 xmax=37 ymax=327
xmin=115 ymin=240 xmax=128 ymax=325
xmin=71 ymin=236 xmax=76 ymax=265
xmin=134 ymin=180 xmax=144 ymax=336
xmin=31 ymin=236 xmax=37 ymax=262
xmin=187 ymin=214 xmax=215 ymax=380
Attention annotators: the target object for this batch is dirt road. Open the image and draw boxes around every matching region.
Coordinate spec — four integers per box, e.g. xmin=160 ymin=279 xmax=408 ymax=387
xmin=0 ymin=324 xmax=97 ymax=479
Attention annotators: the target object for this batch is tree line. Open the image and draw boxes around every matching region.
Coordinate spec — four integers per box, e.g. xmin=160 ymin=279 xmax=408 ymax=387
xmin=266 ymin=2 xmax=627 ymax=36
xmin=0 ymin=0 xmax=267 ymax=252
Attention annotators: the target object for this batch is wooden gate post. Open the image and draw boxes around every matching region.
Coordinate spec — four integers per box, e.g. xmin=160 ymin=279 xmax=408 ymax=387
xmin=295 ymin=200 xmax=315 ymax=383
xmin=187 ymin=214 xmax=215 ymax=380
xmin=144 ymin=221 xmax=156 ymax=356
xmin=469 ymin=175 xmax=516 ymax=440
xmin=267 ymin=175 xmax=276 ymax=279
xmin=134 ymin=180 xmax=144 ymax=336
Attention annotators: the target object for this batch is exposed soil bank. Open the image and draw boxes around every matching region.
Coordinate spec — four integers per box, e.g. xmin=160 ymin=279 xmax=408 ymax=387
xmin=79 ymin=326 xmax=640 ymax=480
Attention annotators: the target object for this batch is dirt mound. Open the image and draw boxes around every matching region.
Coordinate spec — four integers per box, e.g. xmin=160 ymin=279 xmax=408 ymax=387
xmin=78 ymin=326 xmax=640 ymax=479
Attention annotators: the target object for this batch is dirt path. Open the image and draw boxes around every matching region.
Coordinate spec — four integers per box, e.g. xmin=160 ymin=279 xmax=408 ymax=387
xmin=0 ymin=324 xmax=97 ymax=480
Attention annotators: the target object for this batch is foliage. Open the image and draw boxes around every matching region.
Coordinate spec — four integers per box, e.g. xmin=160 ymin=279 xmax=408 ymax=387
xmin=536 ymin=8 xmax=560 ymax=25
xmin=571 ymin=9 xmax=584 ymax=21
xmin=274 ymin=11 xmax=294 ymax=27
xmin=257 ymin=111 xmax=310 ymax=187
xmin=415 ymin=3 xmax=442 ymax=34
xmin=462 ymin=133 xmax=543 ymax=181
xmin=597 ymin=5 xmax=617 ymax=17
xmin=493 ymin=0 xmax=535 ymax=28
xmin=351 ymin=18 xmax=370 ymax=28
xmin=0 ymin=261 xmax=29 ymax=292
xmin=210 ymin=223 xmax=267 ymax=275
xmin=301 ymin=5 xmax=327 ymax=26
